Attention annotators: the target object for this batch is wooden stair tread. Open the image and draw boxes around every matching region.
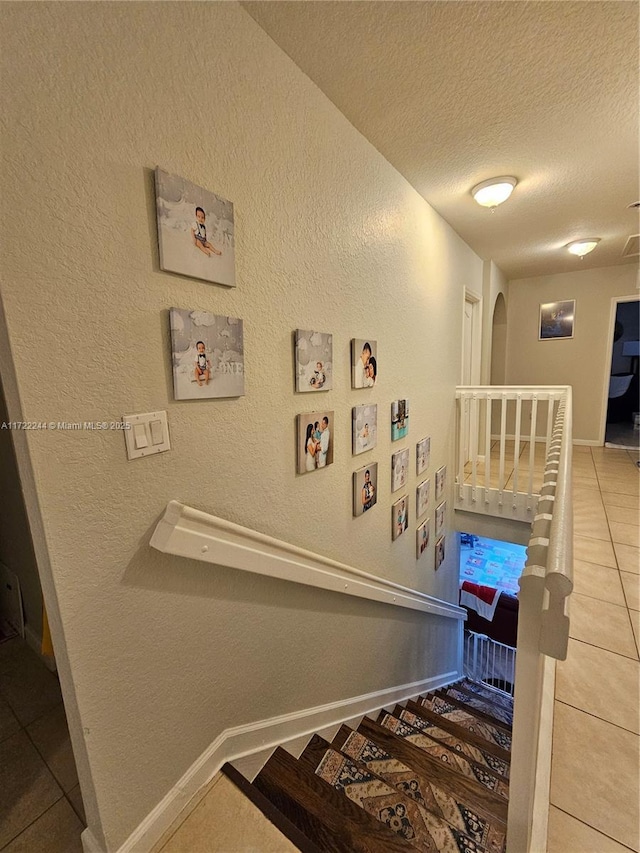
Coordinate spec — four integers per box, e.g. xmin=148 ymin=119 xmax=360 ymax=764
xmin=459 ymin=680 xmax=515 ymax=715
xmin=254 ymin=746 xmax=414 ymax=852
xmin=435 ymin=689 xmax=513 ymax=732
xmin=418 ymin=695 xmax=512 ymax=752
xmin=443 ymin=686 xmax=514 ymax=727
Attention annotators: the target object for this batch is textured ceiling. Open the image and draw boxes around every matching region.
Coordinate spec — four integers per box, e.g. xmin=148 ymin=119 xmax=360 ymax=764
xmin=243 ymin=1 xmax=640 ymax=279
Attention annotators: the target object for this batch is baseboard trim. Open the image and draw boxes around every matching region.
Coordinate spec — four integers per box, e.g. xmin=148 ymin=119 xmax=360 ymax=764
xmin=81 ymin=828 xmax=105 ymax=853
xmin=24 ymin=623 xmax=56 ymax=673
xmin=113 ymin=669 xmax=461 ymax=853
xmin=573 ymin=439 xmax=600 ymax=446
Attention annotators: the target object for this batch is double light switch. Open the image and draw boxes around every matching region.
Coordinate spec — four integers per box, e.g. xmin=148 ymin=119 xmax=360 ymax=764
xmin=122 ymin=411 xmax=170 ymax=460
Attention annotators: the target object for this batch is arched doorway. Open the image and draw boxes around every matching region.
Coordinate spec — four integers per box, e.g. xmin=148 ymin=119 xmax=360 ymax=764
xmin=490 ymin=293 xmax=507 ymax=385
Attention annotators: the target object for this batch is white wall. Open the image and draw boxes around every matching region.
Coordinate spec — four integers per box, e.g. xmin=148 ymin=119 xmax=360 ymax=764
xmin=506 ymin=264 xmax=639 ymax=442
xmin=1 ymin=3 xmax=483 ymax=848
xmin=481 ymin=260 xmax=509 ymax=385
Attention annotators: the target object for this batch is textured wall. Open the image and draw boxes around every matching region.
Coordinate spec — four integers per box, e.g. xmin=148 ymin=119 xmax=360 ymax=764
xmin=506 ymin=265 xmax=638 ymax=442
xmin=1 ymin=3 xmax=483 ymax=848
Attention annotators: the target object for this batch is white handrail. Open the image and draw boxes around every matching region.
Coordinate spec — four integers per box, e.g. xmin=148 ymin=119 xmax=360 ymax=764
xmin=150 ymin=501 xmax=466 ymax=621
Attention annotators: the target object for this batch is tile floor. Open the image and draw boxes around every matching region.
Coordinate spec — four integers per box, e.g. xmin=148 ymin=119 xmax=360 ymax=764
xmin=0 ymin=638 xmax=85 ymax=852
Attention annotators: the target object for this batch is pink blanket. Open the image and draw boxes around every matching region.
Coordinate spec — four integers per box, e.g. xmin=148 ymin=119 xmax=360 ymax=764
xmin=459 ymin=580 xmax=501 ymax=621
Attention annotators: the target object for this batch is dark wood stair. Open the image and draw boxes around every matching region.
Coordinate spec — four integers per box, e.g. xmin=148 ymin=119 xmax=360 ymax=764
xmin=221 ymin=679 xmax=514 ymax=851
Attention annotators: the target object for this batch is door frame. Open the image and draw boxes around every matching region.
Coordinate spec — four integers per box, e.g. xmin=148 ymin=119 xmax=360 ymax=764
xmin=462 ymin=287 xmax=483 ymax=386
xmin=597 ymin=294 xmax=640 ymax=446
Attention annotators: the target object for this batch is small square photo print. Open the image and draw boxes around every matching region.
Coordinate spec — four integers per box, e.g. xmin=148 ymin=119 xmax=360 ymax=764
xmin=351 ymin=339 xmax=378 ymax=388
xmin=391 ymin=400 xmax=409 ymax=441
xmin=435 ymin=535 xmax=446 ymax=570
xmin=353 ymin=463 xmax=378 ymax=517
xmin=435 ymin=501 xmax=446 ymax=537
xmin=416 ymin=479 xmax=430 ymax=518
xmin=353 ymin=405 xmax=378 ymax=455
xmin=416 ymin=519 xmax=430 ymax=559
xmin=435 ymin=465 xmax=447 ymax=500
xmin=392 ymin=496 xmax=409 ymax=540
xmin=297 ymin=411 xmax=334 ymax=473
xmin=169 ymin=308 xmax=244 ymax=400
xmin=155 ymin=168 xmax=235 ymax=287
xmin=391 ymin=447 xmax=410 ymax=493
xmin=295 ymin=330 xmax=333 ymax=392
xmin=416 ymin=436 xmax=431 ymax=475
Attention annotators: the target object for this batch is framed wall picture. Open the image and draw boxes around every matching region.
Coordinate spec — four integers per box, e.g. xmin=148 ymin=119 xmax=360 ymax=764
xmin=435 ymin=501 xmax=446 ymax=537
xmin=155 ymin=168 xmax=235 ymax=287
xmin=435 ymin=465 xmax=447 ymax=500
xmin=353 ymin=463 xmax=378 ymax=517
xmin=416 ymin=479 xmax=430 ymax=518
xmin=351 ymin=339 xmax=378 ymax=388
xmin=391 ymin=447 xmax=410 ymax=492
xmin=539 ymin=300 xmax=575 ymax=340
xmin=392 ymin=496 xmax=409 ymax=540
xmin=416 ymin=519 xmax=430 ymax=559
xmin=435 ymin=535 xmax=446 ymax=570
xmin=391 ymin=399 xmax=409 ymax=441
xmin=352 ymin=404 xmax=378 ymax=455
xmin=295 ymin=330 xmax=333 ymax=392
xmin=169 ymin=308 xmax=244 ymax=400
xmin=297 ymin=411 xmax=334 ymax=473
xmin=416 ymin=436 xmax=431 ymax=475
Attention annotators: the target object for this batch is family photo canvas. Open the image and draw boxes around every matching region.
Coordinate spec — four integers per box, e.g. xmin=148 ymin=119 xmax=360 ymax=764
xmin=435 ymin=465 xmax=447 ymax=500
xmin=391 ymin=447 xmax=409 ymax=493
xmin=416 ymin=519 xmax=430 ymax=559
xmin=392 ymin=496 xmax=409 ymax=541
xmin=416 ymin=479 xmax=430 ymax=518
xmin=353 ymin=463 xmax=378 ymax=517
xmin=295 ymin=330 xmax=333 ymax=392
xmin=435 ymin=501 xmax=446 ymax=537
xmin=539 ymin=299 xmax=575 ymax=340
xmin=416 ymin=437 xmax=431 ymax=475
xmin=435 ymin=535 xmax=446 ymax=570
xmin=391 ymin=399 xmax=409 ymax=441
xmin=155 ymin=168 xmax=235 ymax=287
xmin=352 ymin=405 xmax=377 ymax=455
xmin=297 ymin=411 xmax=334 ymax=473
xmin=169 ymin=308 xmax=244 ymax=400
xmin=351 ymin=339 xmax=378 ymax=388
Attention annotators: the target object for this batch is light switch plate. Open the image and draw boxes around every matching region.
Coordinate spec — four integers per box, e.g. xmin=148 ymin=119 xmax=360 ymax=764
xmin=122 ymin=411 xmax=170 ymax=460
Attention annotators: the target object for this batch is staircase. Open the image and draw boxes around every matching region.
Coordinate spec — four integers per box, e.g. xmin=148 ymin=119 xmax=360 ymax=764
xmin=222 ymin=680 xmax=513 ymax=852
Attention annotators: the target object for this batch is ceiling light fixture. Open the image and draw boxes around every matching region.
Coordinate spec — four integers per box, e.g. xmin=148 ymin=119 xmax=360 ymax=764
xmin=471 ymin=176 xmax=517 ymax=209
xmin=566 ymin=238 xmax=600 ymax=258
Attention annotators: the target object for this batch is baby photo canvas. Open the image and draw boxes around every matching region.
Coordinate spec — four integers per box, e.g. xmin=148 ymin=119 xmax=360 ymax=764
xmin=352 ymin=405 xmax=377 ymax=455
xmin=351 ymin=339 xmax=378 ymax=388
xmin=416 ymin=437 xmax=431 ymax=475
xmin=435 ymin=535 xmax=446 ymax=570
xmin=435 ymin=465 xmax=447 ymax=500
xmin=295 ymin=330 xmax=333 ymax=392
xmin=416 ymin=479 xmax=430 ymax=518
xmin=392 ymin=496 xmax=409 ymax=541
xmin=297 ymin=411 xmax=334 ymax=474
xmin=435 ymin=500 xmax=446 ymax=537
xmin=353 ymin=463 xmax=378 ymax=517
xmin=391 ymin=447 xmax=409 ymax=493
xmin=391 ymin=399 xmax=409 ymax=441
xmin=416 ymin=519 xmax=430 ymax=559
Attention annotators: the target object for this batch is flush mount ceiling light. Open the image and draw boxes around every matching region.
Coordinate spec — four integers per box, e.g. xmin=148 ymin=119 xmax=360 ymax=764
xmin=471 ymin=176 xmax=517 ymax=209
xmin=566 ymin=238 xmax=600 ymax=257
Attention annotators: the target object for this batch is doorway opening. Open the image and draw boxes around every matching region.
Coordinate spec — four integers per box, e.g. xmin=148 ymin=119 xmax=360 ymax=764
xmin=602 ymin=297 xmax=639 ymax=449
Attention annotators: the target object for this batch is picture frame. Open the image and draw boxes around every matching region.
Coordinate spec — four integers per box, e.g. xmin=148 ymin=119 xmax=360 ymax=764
xmin=351 ymin=339 xmax=378 ymax=388
xmin=353 ymin=463 xmax=378 ymax=517
xmin=435 ymin=465 xmax=447 ymax=500
xmin=155 ymin=168 xmax=235 ymax=287
xmin=435 ymin=501 xmax=446 ymax=537
xmin=391 ymin=447 xmax=410 ymax=492
xmin=435 ymin=535 xmax=446 ymax=570
xmin=295 ymin=330 xmax=333 ymax=392
xmin=169 ymin=308 xmax=244 ymax=400
xmin=391 ymin=399 xmax=409 ymax=441
xmin=539 ymin=299 xmax=575 ymax=340
xmin=392 ymin=496 xmax=409 ymax=540
xmin=416 ymin=436 xmax=431 ymax=475
xmin=416 ymin=478 xmax=430 ymax=518
xmin=352 ymin=404 xmax=378 ymax=455
xmin=297 ymin=411 xmax=334 ymax=474
xmin=416 ymin=519 xmax=430 ymax=559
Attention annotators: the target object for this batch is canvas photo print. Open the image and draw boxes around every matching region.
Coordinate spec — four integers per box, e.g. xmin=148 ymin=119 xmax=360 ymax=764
xmin=352 ymin=404 xmax=377 ymax=455
xmin=539 ymin=299 xmax=575 ymax=340
xmin=435 ymin=501 xmax=446 ymax=537
xmin=435 ymin=535 xmax=446 ymax=570
xmin=155 ymin=168 xmax=235 ymax=287
xmin=392 ymin=496 xmax=409 ymax=541
xmin=297 ymin=411 xmax=334 ymax=473
xmin=170 ymin=308 xmax=244 ymax=400
xmin=416 ymin=436 xmax=431 ymax=475
xmin=435 ymin=465 xmax=447 ymax=500
xmin=391 ymin=447 xmax=409 ymax=493
xmin=353 ymin=463 xmax=378 ymax=517
xmin=391 ymin=399 xmax=409 ymax=441
xmin=417 ymin=519 xmax=430 ymax=559
xmin=416 ymin=479 xmax=430 ymax=518
xmin=351 ymin=339 xmax=378 ymax=388
xmin=295 ymin=330 xmax=333 ymax=392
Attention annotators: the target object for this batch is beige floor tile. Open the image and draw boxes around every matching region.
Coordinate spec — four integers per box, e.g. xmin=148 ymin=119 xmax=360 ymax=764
xmin=547 ymin=805 xmax=634 ymax=853
xmin=614 ymin=543 xmax=640 ymax=574
xmin=0 ymin=642 xmax=63 ymax=727
xmin=0 ymin=695 xmax=21 ymax=744
xmin=598 ymin=476 xmax=639 ymax=496
xmin=66 ymin=784 xmax=86 ymax=826
xmin=569 ymin=594 xmax=638 ymax=659
xmin=610 ymin=521 xmax=640 ymax=548
xmin=159 ymin=774 xmax=298 ymax=853
xmin=572 ymin=560 xmax=626 ymax=606
xmin=550 ymin=702 xmax=640 ymax=850
xmin=605 ymin=504 xmax=640 ymax=525
xmin=630 ymin=610 xmax=640 ymax=653
xmin=0 ymin=729 xmax=63 ymax=848
xmin=2 ymin=798 xmax=83 ymax=853
xmin=573 ymin=508 xmax=611 ymax=541
xmin=556 ymin=639 xmax=639 ymax=733
xmin=621 ymin=572 xmax=640 ymax=611
xmin=26 ymin=703 xmax=79 ymax=793
xmin=574 ymin=536 xmax=617 ymax=569
xmin=572 ymin=445 xmax=593 ymax=454
xmin=601 ymin=491 xmax=640 ymax=510
xmin=573 ymin=474 xmax=600 ymax=489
